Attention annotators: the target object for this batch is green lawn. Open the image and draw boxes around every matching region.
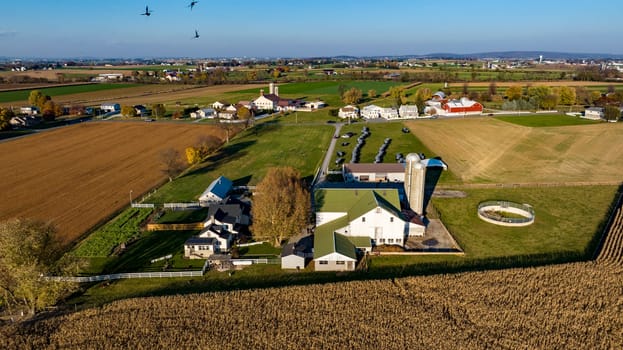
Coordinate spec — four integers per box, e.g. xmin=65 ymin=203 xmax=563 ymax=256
xmin=156 ymin=208 xmax=208 ymax=224
xmin=495 ymin=114 xmax=603 ymax=127
xmin=147 ymin=121 xmax=333 ymax=203
xmin=0 ymin=83 xmax=141 ymax=103
xmin=432 ymin=185 xmax=616 ymax=258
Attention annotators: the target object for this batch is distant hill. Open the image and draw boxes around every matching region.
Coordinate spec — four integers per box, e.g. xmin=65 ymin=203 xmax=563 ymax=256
xmin=358 ymin=51 xmax=623 ymax=61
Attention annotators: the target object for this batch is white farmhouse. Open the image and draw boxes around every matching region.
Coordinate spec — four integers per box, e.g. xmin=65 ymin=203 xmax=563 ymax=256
xmin=398 ymin=105 xmax=419 ymax=118
xmin=379 ymin=107 xmax=399 ymax=119
xmin=338 ymin=105 xmax=360 ymax=119
xmin=361 ymin=105 xmax=382 ymax=119
xmin=313 ymin=188 xmax=425 ymax=272
xmin=583 ymin=107 xmax=604 ymax=120
xmin=190 ymin=108 xmax=216 ymax=119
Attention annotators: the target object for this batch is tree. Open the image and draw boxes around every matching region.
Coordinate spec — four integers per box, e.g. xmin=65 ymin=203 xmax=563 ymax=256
xmin=237 ymin=106 xmax=253 ymax=128
xmin=152 ymin=104 xmax=166 ymax=118
xmin=342 ymin=87 xmax=362 ymax=105
xmin=0 ymin=108 xmax=15 ymax=131
xmin=121 ymin=105 xmax=137 ymax=118
xmin=41 ymin=100 xmax=59 ymax=121
xmin=185 ymin=147 xmax=202 ymax=165
xmin=367 ymin=89 xmax=377 ymax=99
xmin=604 ymin=105 xmax=621 ymax=121
xmin=388 ymin=86 xmax=406 ymax=107
xmin=160 ymin=148 xmax=185 ymax=182
xmin=558 ymin=86 xmax=576 ymax=106
xmin=488 ymin=82 xmax=497 ymax=96
xmin=505 ymin=86 xmax=523 ymax=101
xmin=251 ymin=167 xmax=310 ymax=247
xmin=195 ymin=135 xmax=221 ymax=158
xmin=0 ymin=218 xmax=78 ymax=315
xmin=28 ymin=90 xmax=48 ymax=109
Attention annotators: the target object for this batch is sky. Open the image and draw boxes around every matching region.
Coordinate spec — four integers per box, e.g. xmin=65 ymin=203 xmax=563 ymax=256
xmin=2 ymin=0 xmax=623 ymax=59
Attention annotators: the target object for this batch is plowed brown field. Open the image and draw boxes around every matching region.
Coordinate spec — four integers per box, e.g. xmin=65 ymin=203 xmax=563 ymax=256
xmin=0 ymin=122 xmax=224 ymax=244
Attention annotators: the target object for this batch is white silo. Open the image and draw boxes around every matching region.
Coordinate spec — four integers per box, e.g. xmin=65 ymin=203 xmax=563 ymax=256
xmin=269 ymin=82 xmax=275 ymax=94
xmin=404 ymin=153 xmax=426 ymax=214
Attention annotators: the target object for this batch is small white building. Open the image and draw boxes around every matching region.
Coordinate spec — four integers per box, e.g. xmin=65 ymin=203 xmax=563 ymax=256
xmin=361 ymin=105 xmax=382 ymax=119
xmin=399 ymin=105 xmax=419 ymax=118
xmin=20 ymin=106 xmax=39 ymax=116
xmin=342 ymin=163 xmax=406 ymax=182
xmin=304 ymin=101 xmax=326 ymax=110
xmin=281 ymin=236 xmax=313 ymax=270
xmin=583 ymin=107 xmax=604 ymax=120
xmin=100 ymin=103 xmax=120 ymax=113
xmin=379 ymin=107 xmax=399 ymax=119
xmin=338 ymin=105 xmax=360 ymax=119
xmin=191 ymin=108 xmax=216 ymax=119
xmin=212 ymin=101 xmax=228 ymax=110
xmin=183 ymin=237 xmax=218 ymax=259
xmin=198 ymin=176 xmax=233 ymax=205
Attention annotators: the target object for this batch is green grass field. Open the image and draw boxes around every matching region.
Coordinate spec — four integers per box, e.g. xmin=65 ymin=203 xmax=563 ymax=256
xmin=0 ymin=83 xmax=141 ymax=103
xmin=147 ymin=121 xmax=333 ymax=203
xmin=495 ymin=114 xmax=602 ymax=127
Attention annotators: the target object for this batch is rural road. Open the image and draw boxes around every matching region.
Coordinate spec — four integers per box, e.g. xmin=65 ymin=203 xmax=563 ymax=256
xmin=314 ymin=123 xmax=343 ymax=186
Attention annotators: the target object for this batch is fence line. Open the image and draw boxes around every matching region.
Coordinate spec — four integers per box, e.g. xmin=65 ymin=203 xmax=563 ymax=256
xmin=48 ymin=270 xmax=204 ymax=283
xmin=131 ymin=203 xmax=155 ymax=208
xmin=231 ymin=258 xmax=281 ymax=265
xmin=164 ymin=202 xmax=201 ymax=210
xmin=146 ymin=223 xmax=204 ymax=231
xmin=237 ymin=241 xmax=267 ymax=247
xmin=440 ymin=181 xmax=622 ymax=189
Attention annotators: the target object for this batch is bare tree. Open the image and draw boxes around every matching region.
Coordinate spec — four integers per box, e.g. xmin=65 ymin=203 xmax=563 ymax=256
xmin=160 ymin=148 xmax=185 ymax=182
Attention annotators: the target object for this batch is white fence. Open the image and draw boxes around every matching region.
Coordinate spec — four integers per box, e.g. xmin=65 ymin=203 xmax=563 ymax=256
xmin=150 ymin=254 xmax=173 ymax=264
xmin=237 ymin=241 xmax=267 ymax=247
xmin=163 ymin=202 xmax=201 ymax=210
xmin=131 ymin=203 xmax=155 ymax=208
xmin=48 ymin=271 xmax=203 ymax=283
xmin=231 ymin=258 xmax=280 ymax=265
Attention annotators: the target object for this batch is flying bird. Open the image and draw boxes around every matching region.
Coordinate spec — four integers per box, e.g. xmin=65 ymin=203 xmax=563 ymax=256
xmin=188 ymin=1 xmax=199 ymax=10
xmin=141 ymin=5 xmax=152 ymax=16
xmin=193 ymin=30 xmax=200 ymax=39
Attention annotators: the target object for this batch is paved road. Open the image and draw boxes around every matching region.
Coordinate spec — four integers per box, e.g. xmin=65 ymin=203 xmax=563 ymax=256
xmin=314 ymin=123 xmax=343 ymax=186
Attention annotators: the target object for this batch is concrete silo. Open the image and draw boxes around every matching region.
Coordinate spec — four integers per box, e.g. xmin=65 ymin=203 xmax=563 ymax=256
xmin=404 ymin=153 xmax=426 ymax=215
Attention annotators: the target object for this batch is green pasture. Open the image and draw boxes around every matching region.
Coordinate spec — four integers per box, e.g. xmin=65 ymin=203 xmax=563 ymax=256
xmin=147 ymin=122 xmax=333 ymax=203
xmin=495 ymin=114 xmax=602 ymax=127
xmin=0 ymin=83 xmax=141 ymax=103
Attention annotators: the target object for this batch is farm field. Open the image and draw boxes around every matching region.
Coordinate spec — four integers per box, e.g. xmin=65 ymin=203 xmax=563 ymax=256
xmin=2 ymin=261 xmax=621 ymax=349
xmin=0 ymin=83 xmax=141 ymax=103
xmin=0 ymin=121 xmax=226 ymax=245
xmin=147 ymin=121 xmax=333 ymax=203
xmin=406 ymin=117 xmax=623 ymax=184
xmin=494 ymin=114 xmax=601 ymax=127
xmin=0 ymin=83 xmax=265 ymax=108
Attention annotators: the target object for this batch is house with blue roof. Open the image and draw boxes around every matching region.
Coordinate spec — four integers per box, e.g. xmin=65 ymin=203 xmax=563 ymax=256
xmin=198 ymin=176 xmax=233 ymax=205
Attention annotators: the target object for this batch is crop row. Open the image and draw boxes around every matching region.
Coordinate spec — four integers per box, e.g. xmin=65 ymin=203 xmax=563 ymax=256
xmin=598 ymin=206 xmax=623 ymax=265
xmin=2 ymin=261 xmax=621 ymax=349
xmin=72 ymin=208 xmax=153 ymax=257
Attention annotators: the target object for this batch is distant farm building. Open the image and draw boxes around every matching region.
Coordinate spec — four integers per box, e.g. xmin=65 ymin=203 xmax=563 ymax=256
xmin=338 ymin=105 xmax=360 ymax=119
xmin=100 ymin=103 xmax=120 ymax=113
xmin=583 ymin=107 xmax=604 ymax=120
xmin=424 ymin=93 xmax=483 ymax=116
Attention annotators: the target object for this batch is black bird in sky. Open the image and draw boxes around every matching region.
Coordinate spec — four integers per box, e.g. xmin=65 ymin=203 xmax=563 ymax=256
xmin=141 ymin=6 xmax=152 ymax=16
xmin=193 ymin=30 xmax=200 ymax=39
xmin=188 ymin=1 xmax=199 ymax=10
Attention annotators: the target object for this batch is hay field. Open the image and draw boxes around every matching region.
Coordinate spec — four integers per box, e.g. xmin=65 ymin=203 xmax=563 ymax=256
xmin=406 ymin=118 xmax=623 ymax=184
xmin=1 ymin=261 xmax=621 ymax=349
xmin=0 ymin=83 xmax=264 ymax=108
xmin=0 ymin=122 xmax=224 ymax=244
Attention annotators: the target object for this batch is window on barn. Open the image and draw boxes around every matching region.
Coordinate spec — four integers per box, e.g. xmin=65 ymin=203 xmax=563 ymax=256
xmin=390 ymin=217 xmax=394 ymax=222
xmin=336 ymin=261 xmax=345 ymax=265
xmin=376 ymin=207 xmax=381 ymax=213
xmin=362 ymin=217 xmax=366 ymax=222
xmin=319 ymin=260 xmax=328 ymax=265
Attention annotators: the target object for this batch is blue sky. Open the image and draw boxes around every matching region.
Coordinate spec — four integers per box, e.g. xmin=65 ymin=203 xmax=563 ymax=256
xmin=2 ymin=0 xmax=622 ymax=58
